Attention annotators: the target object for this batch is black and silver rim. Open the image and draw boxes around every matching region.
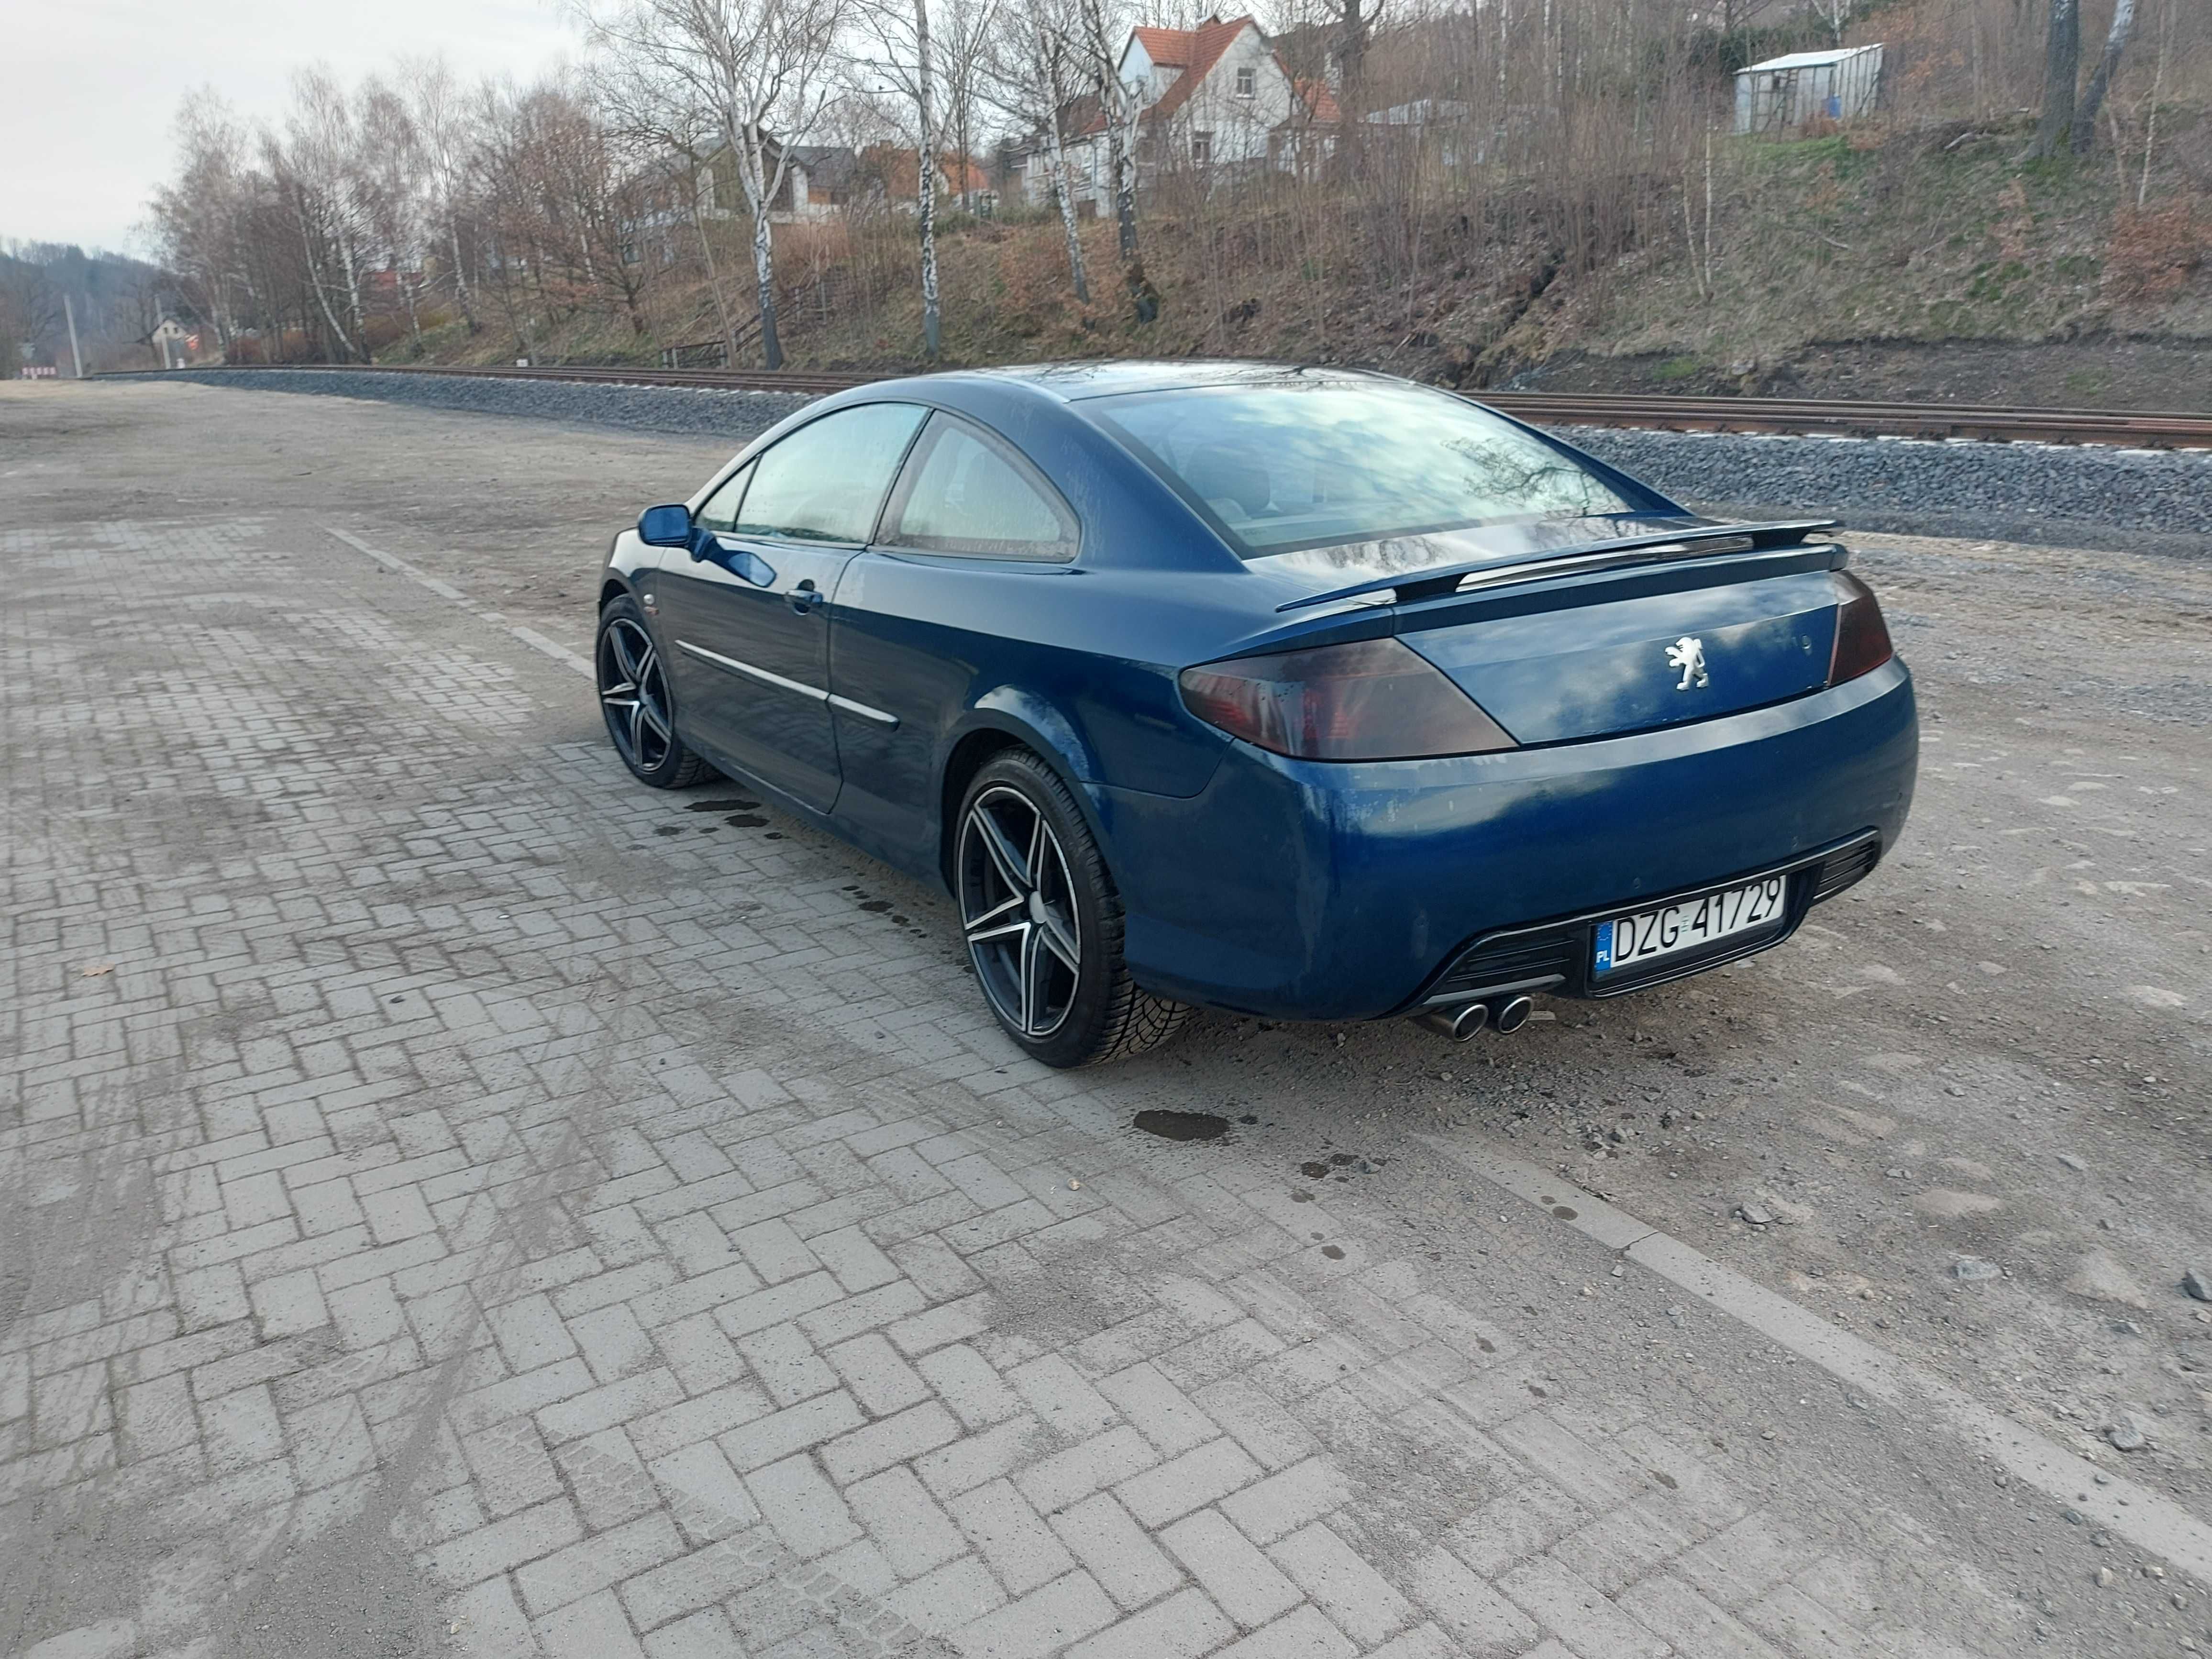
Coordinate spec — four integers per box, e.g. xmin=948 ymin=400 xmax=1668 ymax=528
xmin=598 ymin=617 xmax=674 ymax=772
xmin=959 ymin=785 xmax=1082 ymax=1040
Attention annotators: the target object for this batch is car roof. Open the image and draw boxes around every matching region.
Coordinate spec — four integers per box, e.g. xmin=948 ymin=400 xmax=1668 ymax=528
xmin=863 ymin=360 xmax=1397 ymax=404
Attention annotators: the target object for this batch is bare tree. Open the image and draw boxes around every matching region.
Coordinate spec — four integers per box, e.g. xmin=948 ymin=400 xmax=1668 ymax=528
xmin=935 ymin=0 xmax=1002 ymax=210
xmin=1331 ymin=0 xmax=1382 ymax=179
xmin=0 ymin=258 xmax=66 ymax=368
xmin=590 ymin=53 xmax=747 ymax=359
xmin=1073 ymin=0 xmax=1139 ymax=265
xmin=979 ymin=0 xmax=1090 ymax=300
xmin=585 ymin=0 xmax=850 ymax=368
xmin=151 ymin=91 xmax=254 ymax=350
xmin=356 ymin=76 xmax=430 ymax=349
xmin=856 ymin=0 xmax=1001 ymax=357
xmin=2136 ymin=0 xmax=2173 ymax=206
xmin=271 ymin=70 xmax=375 ymax=360
xmin=2024 ymin=0 xmax=2081 ymax=161
xmin=399 ymin=58 xmax=481 ymax=333
xmin=2072 ymin=0 xmax=2136 ymax=152
xmin=1030 ymin=14 xmax=1091 ymax=302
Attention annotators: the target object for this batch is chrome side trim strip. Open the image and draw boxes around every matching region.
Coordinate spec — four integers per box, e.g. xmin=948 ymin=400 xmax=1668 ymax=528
xmin=675 ymin=640 xmax=901 ymax=728
xmin=828 ymin=694 xmax=899 ymax=728
xmin=675 ymin=639 xmax=827 ymax=703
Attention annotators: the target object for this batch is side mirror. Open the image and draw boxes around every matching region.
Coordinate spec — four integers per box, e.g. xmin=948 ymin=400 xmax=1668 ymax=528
xmin=637 ymin=503 xmax=692 ymax=548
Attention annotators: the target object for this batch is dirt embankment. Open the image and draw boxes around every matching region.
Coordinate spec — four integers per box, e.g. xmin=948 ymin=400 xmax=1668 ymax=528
xmin=367 ymin=116 xmax=2212 ymax=413
xmin=1516 ymin=336 xmax=2212 ymax=409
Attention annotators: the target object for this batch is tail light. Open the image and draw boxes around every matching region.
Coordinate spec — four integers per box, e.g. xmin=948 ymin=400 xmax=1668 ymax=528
xmin=1179 ymin=636 xmax=1516 ymax=761
xmin=1828 ymin=571 xmax=1894 ymax=686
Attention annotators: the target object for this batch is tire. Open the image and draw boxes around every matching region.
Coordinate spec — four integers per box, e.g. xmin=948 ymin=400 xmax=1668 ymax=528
xmin=954 ymin=749 xmax=1191 ymax=1068
xmin=597 ymin=594 xmax=711 ymax=788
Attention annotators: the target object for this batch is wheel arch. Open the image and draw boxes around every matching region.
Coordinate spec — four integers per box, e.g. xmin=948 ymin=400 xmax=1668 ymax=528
xmin=936 ymin=698 xmax=1110 ymax=892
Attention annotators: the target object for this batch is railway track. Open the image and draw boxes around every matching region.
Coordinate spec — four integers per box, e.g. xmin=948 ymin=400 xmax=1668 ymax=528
xmin=107 ymin=361 xmax=2212 ymax=449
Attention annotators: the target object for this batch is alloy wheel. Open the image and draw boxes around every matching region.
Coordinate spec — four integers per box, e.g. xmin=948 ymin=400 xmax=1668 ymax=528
xmin=597 ymin=617 xmax=674 ymax=772
xmin=958 ymin=785 xmax=1083 ymax=1040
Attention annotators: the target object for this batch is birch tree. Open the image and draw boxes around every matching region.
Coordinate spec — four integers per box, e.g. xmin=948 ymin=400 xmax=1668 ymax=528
xmin=356 ymin=77 xmax=430 ymax=349
xmin=399 ymin=58 xmax=480 ymax=333
xmin=856 ymin=0 xmax=999 ymax=358
xmin=586 ymin=0 xmax=849 ymax=368
xmin=2071 ymin=0 xmax=2136 ymax=152
xmin=1074 ymin=0 xmax=1139 ymax=265
xmin=272 ymin=71 xmax=374 ymax=361
xmin=981 ymin=0 xmax=1089 ymax=300
xmin=1030 ymin=17 xmax=1090 ymax=302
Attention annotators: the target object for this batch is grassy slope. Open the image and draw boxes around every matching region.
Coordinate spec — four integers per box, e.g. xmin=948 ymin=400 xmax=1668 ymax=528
xmin=395 ymin=114 xmax=2210 ymax=392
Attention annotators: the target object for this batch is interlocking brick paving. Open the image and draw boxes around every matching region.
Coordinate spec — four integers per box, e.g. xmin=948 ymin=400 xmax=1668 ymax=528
xmin=4 ymin=385 xmax=2191 ymax=1659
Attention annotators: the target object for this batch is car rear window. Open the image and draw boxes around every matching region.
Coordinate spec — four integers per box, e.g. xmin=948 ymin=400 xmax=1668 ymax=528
xmin=1086 ymin=380 xmax=1642 ymax=557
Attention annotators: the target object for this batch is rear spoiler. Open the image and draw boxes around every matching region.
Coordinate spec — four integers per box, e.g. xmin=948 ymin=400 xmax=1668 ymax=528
xmin=1273 ymin=520 xmax=1841 ymax=613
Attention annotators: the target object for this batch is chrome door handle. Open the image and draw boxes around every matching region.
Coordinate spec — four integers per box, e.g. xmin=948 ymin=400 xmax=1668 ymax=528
xmin=789 ymin=582 xmax=824 ymax=616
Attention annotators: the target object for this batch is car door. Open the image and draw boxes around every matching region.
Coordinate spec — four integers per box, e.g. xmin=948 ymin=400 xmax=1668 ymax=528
xmin=657 ymin=402 xmax=928 ymax=811
xmin=828 ymin=411 xmax=1084 ymax=870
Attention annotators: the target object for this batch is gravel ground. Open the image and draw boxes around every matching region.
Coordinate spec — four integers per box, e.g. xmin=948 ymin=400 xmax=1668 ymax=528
xmin=141 ymin=365 xmax=810 ymax=444
xmin=1560 ymin=424 xmax=2212 ymax=557
xmin=135 ymin=367 xmax=2212 ymax=553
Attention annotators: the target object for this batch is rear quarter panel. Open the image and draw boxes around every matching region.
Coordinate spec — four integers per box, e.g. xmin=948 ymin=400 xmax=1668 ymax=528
xmin=824 ymin=383 xmax=1271 ymax=884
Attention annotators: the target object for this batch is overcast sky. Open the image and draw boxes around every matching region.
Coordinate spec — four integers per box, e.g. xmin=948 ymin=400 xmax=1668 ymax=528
xmin=8 ymin=0 xmax=581 ymax=255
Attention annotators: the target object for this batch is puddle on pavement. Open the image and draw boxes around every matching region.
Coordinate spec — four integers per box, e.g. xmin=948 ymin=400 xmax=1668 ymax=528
xmin=1299 ymin=1161 xmax=1331 ymax=1180
xmin=1133 ymin=1110 xmax=1228 ymax=1142
xmin=1320 ymin=1244 xmax=1345 ymax=1260
xmin=725 ymin=814 xmax=767 ymax=827
xmin=687 ymin=797 xmax=760 ymax=812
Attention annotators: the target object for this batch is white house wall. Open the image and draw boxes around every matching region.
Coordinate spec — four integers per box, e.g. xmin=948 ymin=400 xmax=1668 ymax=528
xmin=1166 ymin=28 xmax=1296 ymax=166
xmin=1035 ymin=23 xmax=1305 ymax=212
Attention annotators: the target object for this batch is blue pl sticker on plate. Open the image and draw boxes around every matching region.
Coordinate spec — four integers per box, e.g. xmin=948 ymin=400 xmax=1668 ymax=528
xmin=1593 ymin=921 xmax=1615 ymax=974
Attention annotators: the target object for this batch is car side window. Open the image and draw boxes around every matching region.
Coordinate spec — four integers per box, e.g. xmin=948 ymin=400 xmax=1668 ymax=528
xmin=732 ymin=403 xmax=928 ymax=544
xmin=880 ymin=415 xmax=1079 ymax=562
xmin=694 ymin=462 xmax=753 ymax=533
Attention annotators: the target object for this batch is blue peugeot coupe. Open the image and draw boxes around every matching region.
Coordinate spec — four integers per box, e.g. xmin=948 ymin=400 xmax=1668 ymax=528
xmin=596 ymin=363 xmax=1916 ymax=1067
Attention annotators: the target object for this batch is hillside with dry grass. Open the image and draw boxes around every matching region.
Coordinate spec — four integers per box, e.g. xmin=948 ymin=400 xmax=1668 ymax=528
xmin=145 ymin=0 xmax=2212 ymax=409
xmin=383 ymin=106 xmax=2211 ymax=407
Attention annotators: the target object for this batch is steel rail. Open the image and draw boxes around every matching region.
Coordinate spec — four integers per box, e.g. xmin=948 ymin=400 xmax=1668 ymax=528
xmin=100 ymin=362 xmax=2212 ymax=449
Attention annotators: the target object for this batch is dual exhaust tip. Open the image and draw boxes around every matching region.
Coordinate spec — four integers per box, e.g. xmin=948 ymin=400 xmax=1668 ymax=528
xmin=1416 ymin=995 xmax=1535 ymax=1042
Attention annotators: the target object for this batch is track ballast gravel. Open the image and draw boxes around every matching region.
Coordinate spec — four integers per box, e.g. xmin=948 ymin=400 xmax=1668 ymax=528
xmin=151 ymin=366 xmax=811 ymax=445
xmin=144 ymin=367 xmax=2212 ymax=552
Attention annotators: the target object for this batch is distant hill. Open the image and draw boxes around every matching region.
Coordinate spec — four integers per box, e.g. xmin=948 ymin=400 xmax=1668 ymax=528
xmin=0 ymin=242 xmax=177 ymax=375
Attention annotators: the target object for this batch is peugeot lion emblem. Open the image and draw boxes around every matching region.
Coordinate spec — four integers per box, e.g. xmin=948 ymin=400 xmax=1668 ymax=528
xmin=1667 ymin=635 xmax=1709 ymax=691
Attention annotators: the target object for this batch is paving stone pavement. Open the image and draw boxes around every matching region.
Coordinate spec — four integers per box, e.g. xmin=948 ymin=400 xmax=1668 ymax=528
xmin=0 ymin=473 xmax=2165 ymax=1655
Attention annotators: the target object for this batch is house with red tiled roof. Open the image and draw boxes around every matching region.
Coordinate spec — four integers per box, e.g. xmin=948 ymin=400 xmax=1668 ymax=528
xmin=1006 ymin=15 xmax=1334 ymax=216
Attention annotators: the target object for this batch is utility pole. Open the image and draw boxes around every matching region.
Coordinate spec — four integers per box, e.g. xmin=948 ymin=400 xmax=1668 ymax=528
xmin=64 ymin=294 xmax=84 ymax=379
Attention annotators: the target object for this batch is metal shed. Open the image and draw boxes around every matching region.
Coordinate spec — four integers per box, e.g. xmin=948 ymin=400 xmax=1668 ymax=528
xmin=1734 ymin=45 xmax=1884 ymax=135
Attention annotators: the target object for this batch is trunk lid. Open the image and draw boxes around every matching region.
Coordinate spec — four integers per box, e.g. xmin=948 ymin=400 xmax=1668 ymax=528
xmin=1241 ymin=517 xmax=1849 ymax=746
xmin=1397 ymin=566 xmax=1841 ymax=744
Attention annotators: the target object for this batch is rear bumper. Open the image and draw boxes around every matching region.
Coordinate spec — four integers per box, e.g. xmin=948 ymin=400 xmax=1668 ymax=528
xmin=1098 ymin=659 xmax=1917 ymax=1021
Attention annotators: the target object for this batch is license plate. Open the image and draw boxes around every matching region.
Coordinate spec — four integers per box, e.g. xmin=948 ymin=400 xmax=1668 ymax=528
xmin=1593 ymin=874 xmax=1788 ymax=976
